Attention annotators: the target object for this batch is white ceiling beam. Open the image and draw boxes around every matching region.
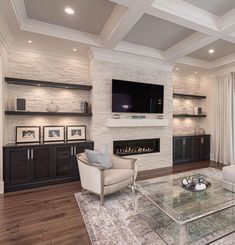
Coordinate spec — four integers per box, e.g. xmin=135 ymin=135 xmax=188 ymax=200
xmin=148 ymin=0 xmax=219 ymax=34
xmin=115 ymin=41 xmax=164 ymax=60
xmin=176 ymin=56 xmax=211 ymax=69
xmin=164 ymin=32 xmax=217 ymax=61
xmin=101 ymin=0 xmax=154 ymax=49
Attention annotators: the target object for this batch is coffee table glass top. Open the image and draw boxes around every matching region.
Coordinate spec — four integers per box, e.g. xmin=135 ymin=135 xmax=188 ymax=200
xmin=136 ymin=173 xmax=235 ymax=224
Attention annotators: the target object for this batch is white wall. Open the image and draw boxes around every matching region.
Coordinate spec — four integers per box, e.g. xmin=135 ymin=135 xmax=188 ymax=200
xmin=173 ymin=75 xmax=206 ymax=135
xmin=90 ymin=52 xmax=173 ymax=171
xmin=0 ymin=41 xmax=8 ymax=193
xmin=5 ymin=49 xmax=91 ymax=143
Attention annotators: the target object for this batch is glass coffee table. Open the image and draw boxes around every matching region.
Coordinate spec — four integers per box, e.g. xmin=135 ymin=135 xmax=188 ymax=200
xmin=134 ymin=173 xmax=235 ymax=245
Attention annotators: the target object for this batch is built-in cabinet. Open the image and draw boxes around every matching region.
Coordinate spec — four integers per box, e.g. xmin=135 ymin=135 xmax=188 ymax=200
xmin=3 ymin=141 xmax=94 ymax=192
xmin=173 ymin=135 xmax=210 ymax=164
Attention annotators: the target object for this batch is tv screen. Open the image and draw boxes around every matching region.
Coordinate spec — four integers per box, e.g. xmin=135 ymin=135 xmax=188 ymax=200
xmin=112 ymin=79 xmax=164 ymax=113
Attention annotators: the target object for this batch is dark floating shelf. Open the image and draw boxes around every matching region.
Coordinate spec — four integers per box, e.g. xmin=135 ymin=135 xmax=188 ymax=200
xmin=173 ymin=114 xmax=206 ymax=118
xmin=5 ymin=77 xmax=92 ymax=91
xmin=173 ymin=93 xmax=206 ymax=99
xmin=5 ymin=111 xmax=92 ymax=117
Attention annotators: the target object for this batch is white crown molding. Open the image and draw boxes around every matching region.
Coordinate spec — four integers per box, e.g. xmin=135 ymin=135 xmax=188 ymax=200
xmin=90 ymin=47 xmax=173 ymax=72
xmin=0 ymin=11 xmax=13 ymax=52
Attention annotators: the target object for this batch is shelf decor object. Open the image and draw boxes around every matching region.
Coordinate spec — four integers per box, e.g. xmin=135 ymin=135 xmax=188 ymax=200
xmin=16 ymin=126 xmax=40 ymax=144
xmin=43 ymin=126 xmax=65 ymax=142
xmin=173 ymin=93 xmax=206 ymax=99
xmin=106 ymin=118 xmax=169 ymax=128
xmin=66 ymin=125 xmax=86 ymax=141
xmin=5 ymin=77 xmax=92 ymax=90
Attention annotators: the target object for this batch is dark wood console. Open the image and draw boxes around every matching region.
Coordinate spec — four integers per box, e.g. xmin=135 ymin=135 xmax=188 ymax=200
xmin=3 ymin=140 xmax=94 ymax=192
xmin=173 ymin=135 xmax=210 ymax=165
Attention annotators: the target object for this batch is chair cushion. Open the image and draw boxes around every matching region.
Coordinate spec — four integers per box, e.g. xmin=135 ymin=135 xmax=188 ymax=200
xmin=104 ymin=169 xmax=133 ymax=186
xmin=223 ymin=165 xmax=235 ymax=183
xmin=85 ymin=149 xmax=112 ymax=169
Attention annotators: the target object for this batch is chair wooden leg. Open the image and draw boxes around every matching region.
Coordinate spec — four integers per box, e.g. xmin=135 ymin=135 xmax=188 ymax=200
xmin=81 ymin=188 xmax=86 ymax=195
xmin=100 ymin=194 xmax=104 ymax=206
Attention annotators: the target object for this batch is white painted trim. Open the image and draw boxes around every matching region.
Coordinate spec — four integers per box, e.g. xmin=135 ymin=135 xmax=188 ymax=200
xmin=90 ymin=47 xmax=173 ymax=71
xmin=0 ymin=181 xmax=4 ymax=194
xmin=107 ymin=118 xmax=169 ymax=127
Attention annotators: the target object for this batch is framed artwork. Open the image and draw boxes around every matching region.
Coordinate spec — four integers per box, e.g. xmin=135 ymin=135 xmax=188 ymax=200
xmin=43 ymin=126 xmax=65 ymax=142
xmin=66 ymin=125 xmax=86 ymax=141
xmin=16 ymin=126 xmax=40 ymax=144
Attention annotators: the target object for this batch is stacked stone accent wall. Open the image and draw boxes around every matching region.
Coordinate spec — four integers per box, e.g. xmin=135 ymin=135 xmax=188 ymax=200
xmin=90 ymin=59 xmax=173 ymax=171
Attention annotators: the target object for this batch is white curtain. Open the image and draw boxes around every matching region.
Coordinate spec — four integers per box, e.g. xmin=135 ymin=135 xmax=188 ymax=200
xmin=214 ymin=72 xmax=235 ymax=165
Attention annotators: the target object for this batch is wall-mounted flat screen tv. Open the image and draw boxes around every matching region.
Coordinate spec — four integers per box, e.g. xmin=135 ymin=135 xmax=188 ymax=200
xmin=112 ymin=79 xmax=164 ymax=113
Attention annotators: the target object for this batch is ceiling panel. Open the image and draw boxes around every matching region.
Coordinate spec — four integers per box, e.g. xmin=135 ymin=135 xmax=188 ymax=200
xmin=123 ymin=14 xmax=194 ymax=51
xmin=183 ymin=0 xmax=235 ymax=16
xmin=24 ymin=0 xmax=115 ymax=35
xmin=188 ymin=40 xmax=235 ymax=61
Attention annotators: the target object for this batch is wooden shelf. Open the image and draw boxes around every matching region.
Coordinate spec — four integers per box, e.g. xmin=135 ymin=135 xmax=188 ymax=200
xmin=173 ymin=114 xmax=206 ymax=118
xmin=173 ymin=93 xmax=206 ymax=99
xmin=5 ymin=111 xmax=92 ymax=117
xmin=5 ymin=77 xmax=92 ymax=91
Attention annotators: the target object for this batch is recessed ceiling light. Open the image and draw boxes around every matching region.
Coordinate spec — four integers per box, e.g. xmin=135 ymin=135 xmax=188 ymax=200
xmin=194 ymin=71 xmax=198 ymax=74
xmin=208 ymin=49 xmax=215 ymax=54
xmin=73 ymin=48 xmax=77 ymax=52
xmin=28 ymin=40 xmax=32 ymax=44
xmin=175 ymin=67 xmax=179 ymax=71
xmin=64 ymin=7 xmax=74 ymax=15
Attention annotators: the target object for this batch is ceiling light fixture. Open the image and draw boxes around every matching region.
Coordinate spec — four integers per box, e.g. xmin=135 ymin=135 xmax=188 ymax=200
xmin=73 ymin=48 xmax=77 ymax=52
xmin=64 ymin=7 xmax=74 ymax=15
xmin=175 ymin=67 xmax=179 ymax=71
xmin=28 ymin=40 xmax=32 ymax=44
xmin=208 ymin=49 xmax=215 ymax=54
xmin=194 ymin=71 xmax=198 ymax=74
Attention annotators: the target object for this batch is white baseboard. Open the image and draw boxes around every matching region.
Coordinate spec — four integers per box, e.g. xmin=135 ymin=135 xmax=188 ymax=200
xmin=0 ymin=180 xmax=4 ymax=194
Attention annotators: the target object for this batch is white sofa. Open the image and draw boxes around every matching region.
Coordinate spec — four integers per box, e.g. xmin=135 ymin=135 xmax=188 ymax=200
xmin=76 ymin=153 xmax=137 ymax=205
xmin=222 ymin=165 xmax=235 ymax=192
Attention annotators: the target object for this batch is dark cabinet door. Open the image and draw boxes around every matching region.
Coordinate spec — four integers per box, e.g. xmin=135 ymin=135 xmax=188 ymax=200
xmin=53 ymin=145 xmax=73 ymax=178
xmin=192 ymin=136 xmax=202 ymax=160
xmin=200 ymin=136 xmax=210 ymax=159
xmin=4 ymin=148 xmax=30 ymax=185
xmin=31 ymin=147 xmax=53 ymax=181
xmin=173 ymin=138 xmax=184 ymax=162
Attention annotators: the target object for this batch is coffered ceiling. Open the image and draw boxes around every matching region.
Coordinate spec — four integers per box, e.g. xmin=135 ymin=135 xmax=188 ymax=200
xmin=183 ymin=0 xmax=235 ymax=16
xmin=1 ymin=0 xmax=235 ymax=71
xmin=24 ymin=0 xmax=116 ymax=35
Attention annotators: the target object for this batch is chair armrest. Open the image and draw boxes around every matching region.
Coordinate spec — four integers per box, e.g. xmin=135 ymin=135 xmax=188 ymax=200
xmin=111 ymin=154 xmax=137 ymax=170
xmin=76 ymin=154 xmax=105 ymax=195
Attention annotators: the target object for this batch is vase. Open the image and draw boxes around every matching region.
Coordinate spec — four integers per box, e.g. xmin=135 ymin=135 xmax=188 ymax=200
xmin=46 ymin=101 xmax=59 ymax=112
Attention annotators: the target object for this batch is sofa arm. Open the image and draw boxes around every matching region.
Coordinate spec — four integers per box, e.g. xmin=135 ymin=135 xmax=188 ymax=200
xmin=111 ymin=154 xmax=137 ymax=170
xmin=76 ymin=155 xmax=105 ymax=195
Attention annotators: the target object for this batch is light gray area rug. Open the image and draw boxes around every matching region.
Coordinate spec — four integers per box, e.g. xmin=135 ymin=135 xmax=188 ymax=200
xmin=75 ymin=168 xmax=235 ymax=245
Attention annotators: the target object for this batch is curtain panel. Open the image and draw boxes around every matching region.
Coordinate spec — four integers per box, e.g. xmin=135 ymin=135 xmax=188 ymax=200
xmin=214 ymin=72 xmax=235 ymax=165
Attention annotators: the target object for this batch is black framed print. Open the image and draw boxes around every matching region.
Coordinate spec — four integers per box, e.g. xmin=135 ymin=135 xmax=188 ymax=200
xmin=66 ymin=125 xmax=86 ymax=141
xmin=16 ymin=126 xmax=40 ymax=144
xmin=43 ymin=126 xmax=65 ymax=142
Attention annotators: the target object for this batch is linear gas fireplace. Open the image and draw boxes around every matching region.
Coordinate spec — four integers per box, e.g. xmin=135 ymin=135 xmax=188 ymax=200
xmin=113 ymin=138 xmax=160 ymax=156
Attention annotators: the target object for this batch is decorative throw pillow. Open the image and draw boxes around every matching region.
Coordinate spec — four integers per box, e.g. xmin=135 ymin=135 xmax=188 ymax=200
xmin=85 ymin=149 xmax=112 ymax=169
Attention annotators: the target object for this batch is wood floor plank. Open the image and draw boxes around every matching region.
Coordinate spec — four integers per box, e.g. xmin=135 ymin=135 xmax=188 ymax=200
xmin=0 ymin=161 xmax=223 ymax=245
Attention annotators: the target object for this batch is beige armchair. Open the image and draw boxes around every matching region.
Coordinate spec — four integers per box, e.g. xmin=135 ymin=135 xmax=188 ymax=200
xmin=76 ymin=153 xmax=137 ymax=205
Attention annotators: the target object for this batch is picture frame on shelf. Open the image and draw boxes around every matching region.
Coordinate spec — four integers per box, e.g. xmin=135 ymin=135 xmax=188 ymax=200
xmin=66 ymin=125 xmax=86 ymax=141
xmin=16 ymin=126 xmax=40 ymax=144
xmin=43 ymin=126 xmax=65 ymax=142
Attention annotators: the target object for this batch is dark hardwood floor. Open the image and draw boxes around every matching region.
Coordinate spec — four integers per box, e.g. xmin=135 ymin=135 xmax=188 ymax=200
xmin=0 ymin=161 xmax=224 ymax=245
